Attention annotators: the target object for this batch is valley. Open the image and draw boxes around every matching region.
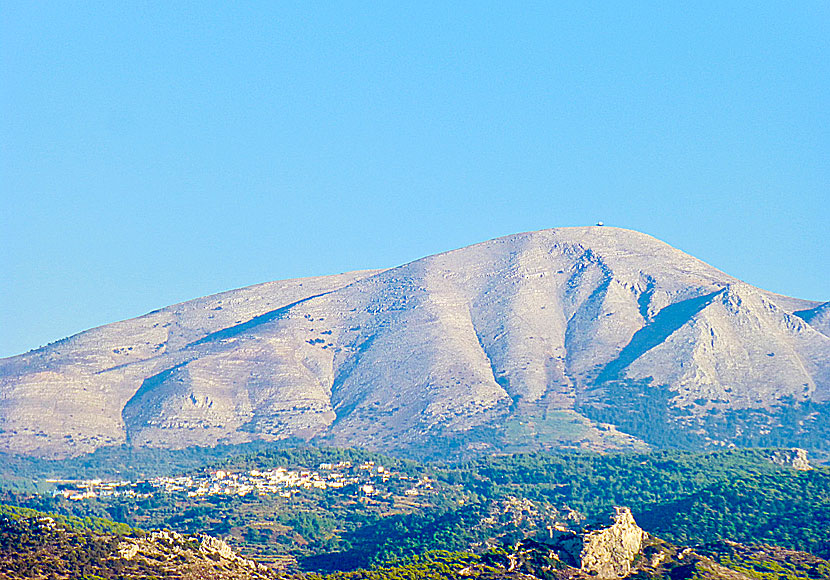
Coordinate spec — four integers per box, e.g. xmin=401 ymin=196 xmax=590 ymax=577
xmin=1 ymin=447 xmax=828 ymax=575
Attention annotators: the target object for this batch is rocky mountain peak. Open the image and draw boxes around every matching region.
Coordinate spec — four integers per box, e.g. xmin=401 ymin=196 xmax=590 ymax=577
xmin=0 ymin=227 xmax=827 ymax=459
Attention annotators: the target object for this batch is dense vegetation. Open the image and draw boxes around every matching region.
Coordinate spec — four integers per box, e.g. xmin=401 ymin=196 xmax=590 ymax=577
xmin=639 ymin=471 xmax=830 ymax=556
xmin=0 ymin=504 xmax=135 ymax=536
xmin=578 ymin=379 xmax=830 ymax=460
xmin=3 ymin=504 xmax=829 ymax=580
xmin=0 ymin=506 xmax=148 ymax=579
xmin=1 ymin=447 xmax=828 ymax=573
xmin=0 ymin=505 xmax=280 ymax=579
xmin=439 ymin=449 xmax=830 ymax=559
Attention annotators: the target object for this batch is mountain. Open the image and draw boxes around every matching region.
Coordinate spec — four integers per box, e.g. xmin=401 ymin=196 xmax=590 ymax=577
xmin=1 ymin=227 xmax=828 ymax=459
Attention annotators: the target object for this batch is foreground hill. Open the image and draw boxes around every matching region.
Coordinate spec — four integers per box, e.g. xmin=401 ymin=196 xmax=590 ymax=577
xmin=2 ymin=503 xmax=829 ymax=580
xmin=1 ymin=227 xmax=828 ymax=458
xmin=0 ymin=505 xmax=277 ymax=579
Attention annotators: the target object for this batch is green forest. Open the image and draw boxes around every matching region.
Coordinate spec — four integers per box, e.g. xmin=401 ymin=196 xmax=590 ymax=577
xmin=1 ymin=446 xmax=828 ymax=573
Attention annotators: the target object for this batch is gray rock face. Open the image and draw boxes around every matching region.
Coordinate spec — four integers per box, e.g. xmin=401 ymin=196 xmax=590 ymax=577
xmin=1 ymin=227 xmax=828 ymax=458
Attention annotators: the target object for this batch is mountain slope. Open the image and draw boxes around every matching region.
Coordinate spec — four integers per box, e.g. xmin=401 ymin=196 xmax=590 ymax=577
xmin=1 ymin=227 xmax=827 ymax=458
xmin=797 ymin=302 xmax=830 ymax=338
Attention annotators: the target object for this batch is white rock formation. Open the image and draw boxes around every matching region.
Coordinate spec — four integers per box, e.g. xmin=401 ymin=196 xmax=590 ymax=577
xmin=769 ymin=448 xmax=812 ymax=470
xmin=579 ymin=507 xmax=646 ymax=578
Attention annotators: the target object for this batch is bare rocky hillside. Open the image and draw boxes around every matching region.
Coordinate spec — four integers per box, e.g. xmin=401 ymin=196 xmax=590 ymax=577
xmin=1 ymin=227 xmax=828 ymax=458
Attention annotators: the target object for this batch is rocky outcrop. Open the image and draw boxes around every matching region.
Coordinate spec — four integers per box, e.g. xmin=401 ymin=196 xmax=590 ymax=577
xmin=552 ymin=507 xmax=646 ymax=578
xmin=0 ymin=510 xmax=278 ymax=579
xmin=114 ymin=529 xmax=271 ymax=576
xmin=117 ymin=540 xmax=140 ymax=560
xmin=769 ymin=448 xmax=812 ymax=470
xmin=198 ymin=533 xmax=267 ymax=571
xmin=579 ymin=507 xmax=646 ymax=577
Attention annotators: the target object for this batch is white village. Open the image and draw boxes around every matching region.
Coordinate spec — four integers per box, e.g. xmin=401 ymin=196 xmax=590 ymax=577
xmin=49 ymin=461 xmax=434 ymax=502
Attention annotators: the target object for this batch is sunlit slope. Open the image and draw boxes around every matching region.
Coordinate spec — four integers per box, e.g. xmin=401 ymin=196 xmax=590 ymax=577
xmin=1 ymin=227 xmax=827 ymax=458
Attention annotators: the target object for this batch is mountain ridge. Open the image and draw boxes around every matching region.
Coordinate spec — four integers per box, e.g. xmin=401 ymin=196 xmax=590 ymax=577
xmin=1 ymin=227 xmax=827 ymax=458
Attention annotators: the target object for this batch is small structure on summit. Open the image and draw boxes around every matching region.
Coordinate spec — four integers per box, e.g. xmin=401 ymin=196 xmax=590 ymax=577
xmin=551 ymin=507 xmax=646 ymax=578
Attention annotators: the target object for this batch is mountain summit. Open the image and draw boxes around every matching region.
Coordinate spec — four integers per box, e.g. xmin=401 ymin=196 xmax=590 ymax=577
xmin=2 ymin=227 xmax=828 ymax=459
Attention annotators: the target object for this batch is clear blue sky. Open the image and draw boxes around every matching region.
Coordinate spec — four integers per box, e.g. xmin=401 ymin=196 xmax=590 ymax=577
xmin=1 ymin=2 xmax=828 ymax=358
